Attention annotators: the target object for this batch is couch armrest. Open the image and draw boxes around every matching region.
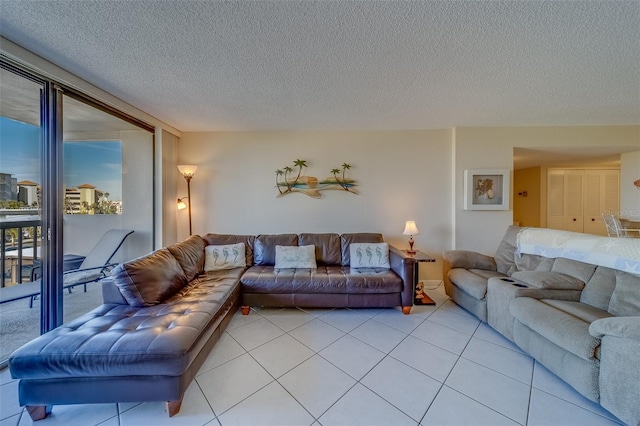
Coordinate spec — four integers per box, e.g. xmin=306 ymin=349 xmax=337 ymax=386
xmin=589 ymin=316 xmax=640 ymax=341
xmin=101 ymin=277 xmax=129 ymax=305
xmin=443 ymin=251 xmax=496 ymax=295
xmin=443 ymin=250 xmax=496 ymax=271
xmin=588 ymin=316 xmax=640 ymax=426
xmin=389 ymin=246 xmax=415 ymax=308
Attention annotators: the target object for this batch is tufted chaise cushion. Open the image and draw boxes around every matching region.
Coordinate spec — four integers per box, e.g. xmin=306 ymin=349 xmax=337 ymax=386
xmin=9 ymin=270 xmax=241 ymax=379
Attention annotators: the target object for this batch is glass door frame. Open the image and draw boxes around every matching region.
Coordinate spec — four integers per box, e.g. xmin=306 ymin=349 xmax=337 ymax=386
xmin=1 ymin=56 xmax=156 ymax=336
xmin=0 ymin=59 xmax=62 ymax=334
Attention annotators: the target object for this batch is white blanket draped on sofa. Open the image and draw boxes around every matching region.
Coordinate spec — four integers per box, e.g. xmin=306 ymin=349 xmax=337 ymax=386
xmin=517 ymin=228 xmax=640 ymax=275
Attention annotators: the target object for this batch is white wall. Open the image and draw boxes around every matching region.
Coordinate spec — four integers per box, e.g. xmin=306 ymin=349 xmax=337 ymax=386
xmin=177 ymin=126 xmax=638 ymax=277
xmin=454 ymin=126 xmax=640 ymax=254
xmin=179 ymin=130 xmax=453 ymax=280
xmin=620 ymin=151 xmax=640 ymax=219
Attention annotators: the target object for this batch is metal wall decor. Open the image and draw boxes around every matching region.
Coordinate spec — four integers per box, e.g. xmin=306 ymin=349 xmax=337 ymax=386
xmin=275 ymin=159 xmax=357 ymax=198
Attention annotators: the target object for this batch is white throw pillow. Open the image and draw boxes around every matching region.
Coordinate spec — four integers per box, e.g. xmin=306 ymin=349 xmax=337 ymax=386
xmin=350 ymin=242 xmax=390 ymax=269
xmin=205 ymin=243 xmax=246 ymax=271
xmin=274 ymin=245 xmax=317 ymax=269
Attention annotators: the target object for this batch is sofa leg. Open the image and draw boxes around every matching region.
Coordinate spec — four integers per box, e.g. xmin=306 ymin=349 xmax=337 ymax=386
xmin=26 ymin=405 xmax=51 ymax=421
xmin=241 ymin=305 xmax=250 ymax=315
xmin=402 ymin=306 xmax=411 ymax=315
xmin=166 ymin=399 xmax=182 ymax=417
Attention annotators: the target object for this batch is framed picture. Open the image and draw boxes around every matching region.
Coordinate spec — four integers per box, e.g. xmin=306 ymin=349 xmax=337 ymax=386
xmin=464 ymin=169 xmax=510 ymax=210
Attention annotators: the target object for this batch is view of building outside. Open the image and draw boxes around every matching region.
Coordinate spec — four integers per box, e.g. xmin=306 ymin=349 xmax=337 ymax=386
xmin=0 ymin=116 xmax=123 ymax=214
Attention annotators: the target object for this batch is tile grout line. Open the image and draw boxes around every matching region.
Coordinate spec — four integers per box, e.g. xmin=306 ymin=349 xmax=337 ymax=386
xmin=415 ymin=319 xmax=482 ymax=424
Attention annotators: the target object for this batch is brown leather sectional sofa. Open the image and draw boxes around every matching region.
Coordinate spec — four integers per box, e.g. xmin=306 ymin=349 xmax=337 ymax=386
xmin=9 ymin=232 xmax=416 ymax=421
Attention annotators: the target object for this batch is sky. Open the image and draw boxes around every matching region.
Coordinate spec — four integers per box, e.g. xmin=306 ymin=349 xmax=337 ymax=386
xmin=0 ymin=116 xmax=122 ymax=200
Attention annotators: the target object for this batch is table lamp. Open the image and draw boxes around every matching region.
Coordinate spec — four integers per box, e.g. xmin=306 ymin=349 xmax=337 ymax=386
xmin=402 ymin=220 xmax=420 ymax=254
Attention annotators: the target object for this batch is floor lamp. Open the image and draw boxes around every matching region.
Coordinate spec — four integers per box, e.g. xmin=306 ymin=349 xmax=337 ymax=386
xmin=177 ymin=165 xmax=197 ymax=235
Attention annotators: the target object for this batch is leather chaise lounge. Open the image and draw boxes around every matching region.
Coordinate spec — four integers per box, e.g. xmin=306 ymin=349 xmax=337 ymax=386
xmin=9 ymin=232 xmax=416 ymax=421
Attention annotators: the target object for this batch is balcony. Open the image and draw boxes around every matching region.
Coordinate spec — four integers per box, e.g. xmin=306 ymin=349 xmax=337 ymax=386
xmin=0 ymin=218 xmax=104 ymax=364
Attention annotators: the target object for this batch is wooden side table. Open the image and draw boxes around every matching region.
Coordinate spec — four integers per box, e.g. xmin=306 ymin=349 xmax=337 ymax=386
xmin=403 ymin=250 xmax=436 ymax=305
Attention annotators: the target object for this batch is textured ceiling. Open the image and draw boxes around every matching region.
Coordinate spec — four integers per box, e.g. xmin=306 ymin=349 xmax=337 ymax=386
xmin=0 ymin=1 xmax=639 ymax=133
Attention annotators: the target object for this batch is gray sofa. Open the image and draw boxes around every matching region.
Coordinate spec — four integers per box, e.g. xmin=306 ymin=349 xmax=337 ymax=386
xmin=443 ymin=226 xmax=640 ymax=426
xmin=9 ymin=232 xmax=415 ymax=421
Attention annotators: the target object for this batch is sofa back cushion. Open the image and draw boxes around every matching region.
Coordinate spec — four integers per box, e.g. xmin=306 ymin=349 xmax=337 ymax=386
xmin=340 ymin=233 xmax=384 ymax=266
xmin=494 ymin=225 xmax=519 ymax=275
xmin=203 ymin=234 xmax=256 ymax=266
xmin=580 ymin=266 xmax=616 ymax=311
xmin=350 ymin=243 xmax=390 ymax=269
xmin=254 ymin=234 xmax=298 ymax=265
xmin=111 ymin=248 xmax=188 ymax=307
xmin=551 ymin=258 xmax=597 ymax=283
xmin=299 ymin=233 xmax=341 ymax=265
xmin=514 ymin=254 xmax=554 ymax=273
xmin=274 ymin=245 xmax=317 ymax=269
xmin=608 ymin=270 xmax=640 ymax=316
xmin=167 ymin=235 xmax=205 ymax=281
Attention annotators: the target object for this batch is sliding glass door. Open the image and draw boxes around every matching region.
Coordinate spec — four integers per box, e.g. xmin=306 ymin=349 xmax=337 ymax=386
xmin=61 ymin=94 xmax=154 ymax=324
xmin=0 ymin=65 xmax=45 ymax=362
xmin=0 ymin=58 xmax=155 ymax=365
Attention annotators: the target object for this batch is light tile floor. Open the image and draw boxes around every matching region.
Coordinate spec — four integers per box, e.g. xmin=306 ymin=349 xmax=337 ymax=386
xmin=0 ymin=282 xmax=624 ymax=426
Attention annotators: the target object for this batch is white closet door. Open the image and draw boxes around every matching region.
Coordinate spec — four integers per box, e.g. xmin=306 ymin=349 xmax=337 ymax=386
xmin=547 ymin=169 xmax=619 ymax=235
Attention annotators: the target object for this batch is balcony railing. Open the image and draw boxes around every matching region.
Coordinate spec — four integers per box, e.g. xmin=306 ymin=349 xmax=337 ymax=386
xmin=1 ymin=218 xmax=41 ymax=288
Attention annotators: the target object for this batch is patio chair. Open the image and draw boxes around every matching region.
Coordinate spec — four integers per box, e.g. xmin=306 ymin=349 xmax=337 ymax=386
xmin=2 ymin=229 xmax=134 ymax=307
xmin=64 ymin=229 xmax=134 ymax=290
xmin=602 ymin=214 xmax=640 ymax=238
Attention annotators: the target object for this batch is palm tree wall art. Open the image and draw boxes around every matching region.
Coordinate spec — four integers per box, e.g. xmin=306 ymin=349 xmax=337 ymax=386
xmin=275 ymin=159 xmax=358 ymax=198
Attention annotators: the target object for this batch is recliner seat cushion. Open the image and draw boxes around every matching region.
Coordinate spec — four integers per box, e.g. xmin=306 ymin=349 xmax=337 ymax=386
xmin=111 ymin=248 xmax=188 ymax=307
xmin=241 ymin=265 xmax=402 ymax=294
xmin=540 ymin=299 xmax=613 ymax=324
xmin=510 ymin=297 xmax=601 ymax=361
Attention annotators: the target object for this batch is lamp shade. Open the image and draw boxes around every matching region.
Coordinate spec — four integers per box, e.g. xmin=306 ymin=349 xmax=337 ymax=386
xmin=177 ymin=198 xmax=187 ymax=210
xmin=402 ymin=220 xmax=420 ymax=235
xmin=177 ymin=165 xmax=198 ymax=177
